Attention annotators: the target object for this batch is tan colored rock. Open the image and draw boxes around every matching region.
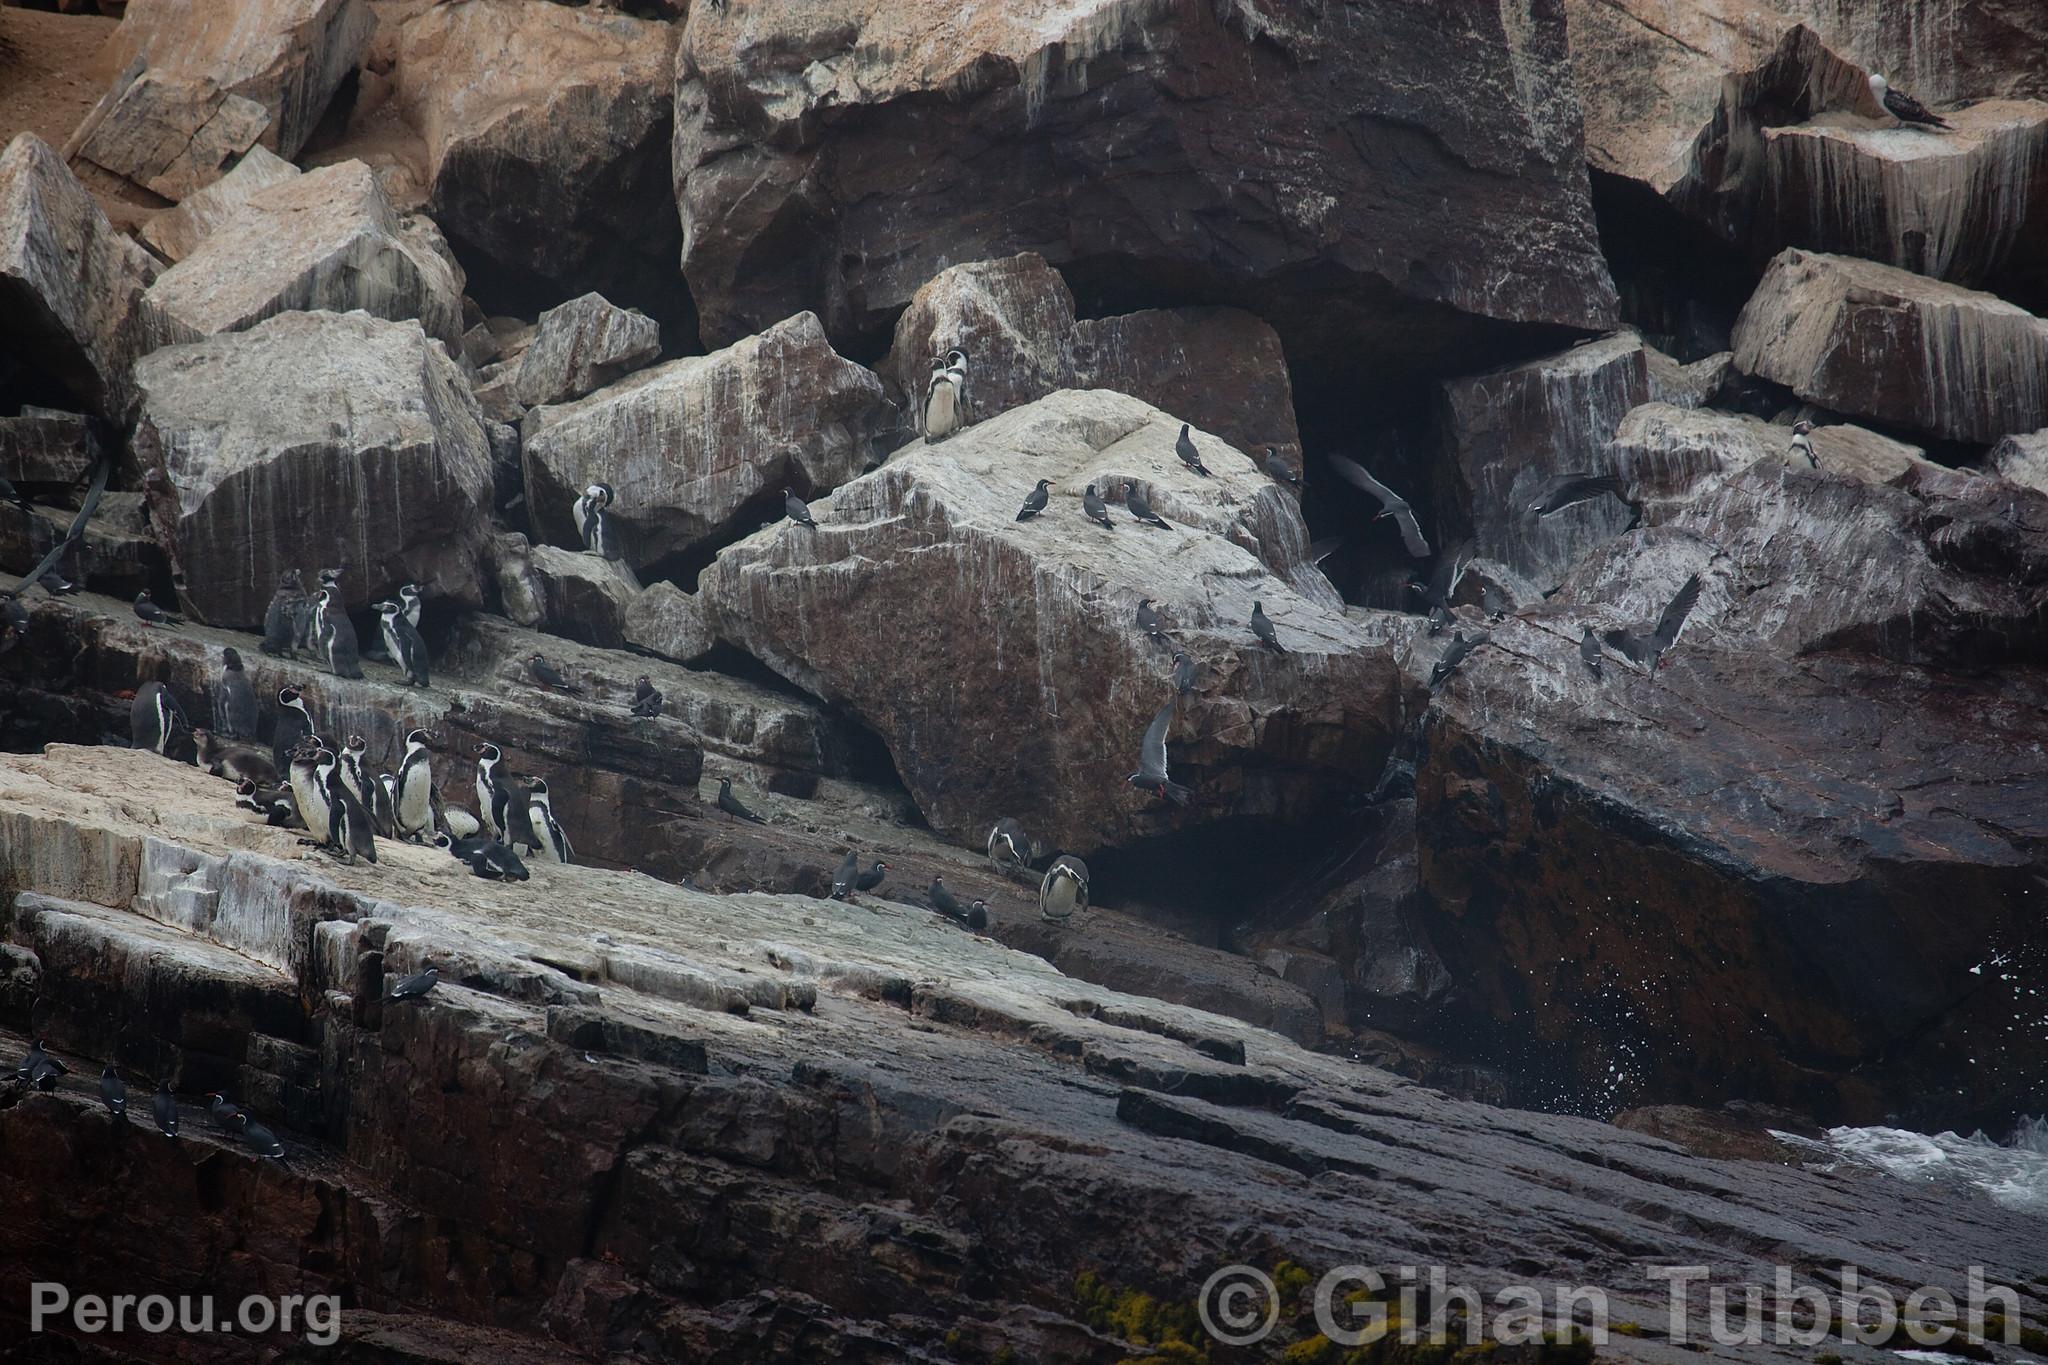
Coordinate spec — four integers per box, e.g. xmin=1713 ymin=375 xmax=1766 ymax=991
xmin=391 ymin=0 xmax=677 ymax=298
xmin=142 ymin=161 xmax=464 ymax=345
xmin=521 ymin=313 xmax=892 ymax=572
xmin=1732 ymin=248 xmax=2048 ymax=443
xmin=1761 ymin=102 xmax=2048 ymax=285
xmin=0 ymin=134 xmax=175 ymax=418
xmin=620 ymin=580 xmax=713 ymax=665
xmin=512 ymin=292 xmax=660 ymax=408
xmin=133 ymin=310 xmax=494 ymax=627
xmin=675 ymin=0 xmax=1615 ymax=364
xmin=138 ymin=145 xmax=301 ymax=262
xmin=71 ymin=69 xmax=271 ymax=201
xmin=97 ymin=0 xmax=373 ymax=161
xmin=488 ymin=533 xmax=640 ymax=650
xmin=878 ymin=254 xmax=1300 ymax=465
xmin=698 ymin=388 xmax=1418 ymax=855
xmin=1772 ymin=0 xmax=2048 ymax=106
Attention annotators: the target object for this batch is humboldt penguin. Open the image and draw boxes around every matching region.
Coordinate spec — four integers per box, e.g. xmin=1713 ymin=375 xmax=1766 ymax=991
xmin=132 ymin=589 xmax=181 ymax=627
xmin=527 ymin=777 xmax=572 ymax=863
xmin=1125 ymin=481 xmax=1171 ymax=529
xmin=986 ymin=817 xmax=1035 ymax=876
xmin=152 ymin=1081 xmax=179 ymax=1138
xmin=319 ymin=745 xmax=378 ymax=863
xmin=716 ymin=775 xmax=767 ymax=824
xmin=474 ymin=742 xmax=510 ymax=840
xmin=214 ymin=646 xmax=258 ymax=739
xmin=317 ymin=588 xmax=363 ymax=679
xmin=236 ymin=779 xmax=296 ymax=827
xmin=528 ymin=653 xmax=582 ymax=694
xmin=922 ymin=349 xmax=968 ymax=441
xmin=1127 ymin=698 xmax=1192 ymax=805
xmin=501 ymin=775 xmax=543 ymax=854
xmin=1789 ymin=420 xmax=1820 ymax=469
xmin=130 ymin=682 xmax=185 ymax=756
xmin=1174 ymin=424 xmax=1211 ymax=477
xmin=398 ymin=582 xmax=424 ymax=629
xmin=1250 ymin=601 xmax=1286 ymax=653
xmin=1082 ymin=484 xmax=1115 ymax=531
xmin=829 ymin=849 xmax=859 ymax=900
xmin=1016 ymin=479 xmax=1051 ymax=522
xmin=574 ymin=483 xmax=622 ymax=560
xmin=272 ymin=684 xmax=314 ymax=774
xmin=784 ymin=488 xmax=818 ymax=529
xmin=340 ymin=735 xmax=374 ymax=813
xmin=378 ymin=599 xmax=431 ymax=687
xmin=261 ymin=570 xmax=306 ymax=657
xmin=1603 ymin=574 xmax=1703 ymax=673
xmin=1039 ymin=855 xmax=1089 ymax=923
xmin=1869 ymin=73 xmax=1949 ymax=128
xmin=630 ymin=675 xmax=663 ymax=718
xmin=288 ymin=741 xmax=332 ymax=842
xmin=99 ymin=1066 xmax=125 ymax=1118
xmin=192 ymin=728 xmax=277 ymax=786
xmin=1329 ymin=455 xmax=1430 ymax=558
xmin=393 ymin=728 xmax=438 ymax=842
xmin=855 ymin=859 xmax=888 ymax=893
xmin=438 ymin=832 xmax=529 ymax=881
xmin=389 ymin=965 xmax=439 ymax=1001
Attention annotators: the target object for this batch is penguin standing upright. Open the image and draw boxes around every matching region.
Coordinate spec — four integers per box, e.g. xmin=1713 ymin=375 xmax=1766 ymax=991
xmin=292 ymin=569 xmax=340 ymax=657
xmin=474 ymin=742 xmax=510 ymax=840
xmin=317 ymin=588 xmax=363 ymax=679
xmin=573 ymin=483 xmax=621 ymax=560
xmin=317 ymin=746 xmax=377 ymax=863
xmin=261 ymin=570 xmax=306 ymax=658
xmin=1039 ymin=855 xmax=1089 ymax=923
xmin=398 ymin=582 xmax=424 ymax=629
xmin=288 ymin=741 xmax=331 ymax=840
xmin=921 ymin=349 xmax=969 ymax=441
xmin=393 ymin=728 xmax=438 ymax=842
xmin=502 ymin=775 xmax=543 ymax=855
xmin=272 ymin=685 xmax=314 ymax=775
xmin=340 ymin=735 xmax=374 ymax=812
xmin=214 ymin=647 xmax=258 ymax=739
xmin=377 ymin=600 xmax=431 ymax=687
xmin=526 ymin=777 xmax=573 ymax=863
xmin=130 ymin=682 xmax=185 ymax=756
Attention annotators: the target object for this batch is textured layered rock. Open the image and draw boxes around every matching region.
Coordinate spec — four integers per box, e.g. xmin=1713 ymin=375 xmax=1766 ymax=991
xmin=1773 ymin=0 xmax=2048 ymax=105
xmin=522 ymin=312 xmax=892 ymax=572
xmin=1415 ymin=464 xmax=2048 ymax=1122
xmin=0 ymin=407 xmax=91 ymax=487
xmin=1732 ymin=248 xmax=2048 ymax=443
xmin=487 ymin=533 xmax=640 ymax=650
xmin=1988 ymin=428 xmax=2048 ymax=492
xmin=142 ymin=160 xmax=466 ymax=345
xmin=95 ymin=0 xmax=374 ymax=163
xmin=137 ymin=144 xmax=301 ymax=262
xmin=1760 ymin=102 xmax=2048 ymax=285
xmin=619 ymin=580 xmax=713 ymax=664
xmin=391 ymin=0 xmax=678 ymax=300
xmin=1440 ymin=332 xmax=1650 ymax=591
xmin=133 ymin=311 xmax=494 ymax=626
xmin=1 ymin=743 xmax=2043 ymax=1361
xmin=0 ymin=495 xmax=158 ymax=602
xmin=69 ymin=67 xmax=271 ymax=201
xmin=512 ymin=292 xmax=660 ymax=408
xmin=1611 ymin=402 xmax=1931 ymax=517
xmin=878 ymin=254 xmax=1299 ymax=463
xmin=700 ymin=389 xmax=1418 ymax=854
xmin=0 ymin=134 xmax=172 ymax=417
xmin=674 ymin=0 xmax=1617 ymax=368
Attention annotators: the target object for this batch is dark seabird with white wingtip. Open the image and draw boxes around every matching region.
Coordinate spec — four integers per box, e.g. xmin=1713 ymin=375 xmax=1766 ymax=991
xmin=1250 ymin=601 xmax=1285 ymax=653
xmin=1328 ymin=455 xmax=1430 ymax=558
xmin=152 ymin=1081 xmax=178 ymax=1138
xmin=133 ymin=589 xmax=181 ymax=627
xmin=785 ymin=488 xmax=818 ymax=528
xmin=99 ymin=1066 xmax=125 ymax=1117
xmin=1429 ymin=631 xmax=1488 ymax=690
xmin=1527 ymin=472 xmax=1642 ymax=529
xmin=1136 ymin=598 xmax=1169 ymax=647
xmin=1016 ymin=478 xmax=1050 ymax=521
xmin=1264 ymin=446 xmax=1301 ymax=489
xmin=1125 ymin=481 xmax=1171 ymax=529
xmin=1082 ymin=484 xmax=1115 ymax=530
xmin=630 ymin=675 xmax=663 ymax=718
xmin=1175 ymin=423 xmax=1211 ymax=477
xmin=830 ymin=849 xmax=860 ymax=900
xmin=855 ymin=859 xmax=888 ymax=893
xmin=717 ymin=775 xmax=768 ymax=824
xmin=1127 ymin=698 xmax=1191 ymax=805
xmin=1604 ymin=574 xmax=1703 ymax=674
xmin=1170 ymin=650 xmax=1196 ymax=694
xmin=388 ymin=966 xmax=439 ymax=1002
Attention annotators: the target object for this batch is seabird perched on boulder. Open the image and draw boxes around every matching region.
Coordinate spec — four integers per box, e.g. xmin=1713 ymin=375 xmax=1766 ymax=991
xmin=928 ymin=877 xmax=983 ymax=929
xmin=1429 ymin=631 xmax=1488 ymax=690
xmin=1016 ymin=478 xmax=1051 ymax=522
xmin=784 ymin=488 xmax=818 ymax=528
xmin=716 ymin=775 xmax=767 ymax=824
xmin=1039 ymin=855 xmax=1089 ymax=923
xmin=1170 ymin=650 xmax=1197 ymax=695
xmin=16 ymin=1039 xmax=65 ymax=1089
xmin=1136 ymin=598 xmax=1169 ymax=647
xmin=1603 ymin=574 xmax=1703 ymax=673
xmin=1526 ymin=473 xmax=1642 ymax=528
xmin=529 ymin=653 xmax=582 ymax=693
xmin=630 ymin=675 xmax=663 ymax=718
xmin=1250 ymin=601 xmax=1286 ymax=653
xmin=1408 ymin=540 xmax=1473 ymax=635
xmin=1125 ymin=481 xmax=1171 ymax=529
xmin=378 ymin=600 xmax=432 ymax=687
xmin=228 ymin=1111 xmax=285 ymax=1159
xmin=1174 ymin=423 xmax=1211 ymax=477
xmin=399 ymin=582 xmax=424 ymax=628
xmin=1264 ymin=446 xmax=1302 ymax=489
xmin=1869 ymin=73 xmax=1948 ymax=129
xmin=1082 ymin=484 xmax=1115 ymax=530
xmin=214 ymin=647 xmax=258 ymax=740
xmin=830 ymin=849 xmax=860 ymax=900
xmin=99 ymin=1066 xmax=125 ymax=1117
xmin=132 ymin=589 xmax=181 ymax=627
xmin=922 ymin=349 xmax=969 ymax=441
xmin=206 ymin=1092 xmax=245 ymax=1133
xmin=1328 ymin=455 xmax=1429 ymax=557
xmin=1788 ymin=421 xmax=1820 ymax=469
xmin=1127 ymin=698 xmax=1191 ymax=805
xmin=1580 ymin=626 xmax=1604 ymax=679
xmin=152 ymin=1081 xmax=178 ymax=1138
xmin=388 ymin=966 xmax=439 ymax=1001
xmin=987 ymin=817 xmax=1036 ymax=876
xmin=317 ymin=588 xmax=363 ymax=679
xmin=855 ymin=859 xmax=888 ymax=893
xmin=574 ymin=482 xmax=622 ymax=560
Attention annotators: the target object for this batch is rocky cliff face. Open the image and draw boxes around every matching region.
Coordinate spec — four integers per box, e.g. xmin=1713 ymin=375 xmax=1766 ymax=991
xmin=3 ymin=0 xmax=2048 ymax=1358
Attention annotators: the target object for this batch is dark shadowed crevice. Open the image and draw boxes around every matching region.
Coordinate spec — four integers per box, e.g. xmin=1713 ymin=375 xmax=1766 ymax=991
xmin=1590 ymin=169 xmax=1759 ymax=362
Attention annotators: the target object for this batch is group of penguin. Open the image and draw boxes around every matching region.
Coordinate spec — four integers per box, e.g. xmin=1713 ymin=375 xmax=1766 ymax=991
xmin=814 ymin=815 xmax=1091 ymax=932
xmin=10 ymin=966 xmax=438 ymax=1159
xmin=131 ymin=657 xmax=571 ymax=883
xmin=143 ymin=566 xmax=435 ymax=689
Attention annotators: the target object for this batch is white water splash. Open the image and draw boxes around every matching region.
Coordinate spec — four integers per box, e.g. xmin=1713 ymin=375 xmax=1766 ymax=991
xmin=1771 ymin=1117 xmax=2048 ymax=1215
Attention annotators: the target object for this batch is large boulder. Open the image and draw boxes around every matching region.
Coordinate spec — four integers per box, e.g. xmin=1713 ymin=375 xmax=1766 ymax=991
xmin=391 ymin=0 xmax=678 ymax=304
xmin=1759 ymin=103 xmax=2048 ymax=285
xmin=487 ymin=533 xmax=640 ymax=650
xmin=877 ymin=254 xmax=1300 ymax=464
xmin=698 ymin=389 xmax=1419 ymax=855
xmin=0 ymin=408 xmax=92 ymax=488
xmin=1989 ymin=428 xmax=2048 ymax=493
xmin=93 ymin=0 xmax=374 ymax=165
xmin=70 ymin=68 xmax=272 ymax=202
xmin=133 ymin=310 xmax=494 ymax=627
xmin=512 ymin=293 xmax=660 ymax=408
xmin=1417 ymin=462 xmax=2048 ymax=1123
xmin=1732 ymin=248 xmax=2048 ymax=443
xmin=521 ymin=313 xmax=892 ymax=573
xmin=142 ymin=160 xmax=466 ymax=346
xmin=674 ymin=0 xmax=1617 ymax=372
xmin=0 ymin=135 xmax=174 ymax=418
xmin=1610 ymin=402 xmax=1931 ymax=515
xmin=1772 ymin=0 xmax=2048 ymax=106
xmin=137 ymin=145 xmax=301 ymax=263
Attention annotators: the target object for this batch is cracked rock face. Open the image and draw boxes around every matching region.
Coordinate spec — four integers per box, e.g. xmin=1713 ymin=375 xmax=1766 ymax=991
xmin=699 ymin=388 xmax=1419 ymax=855
xmin=674 ymin=0 xmax=1616 ymax=369
xmin=133 ymin=310 xmax=495 ymax=626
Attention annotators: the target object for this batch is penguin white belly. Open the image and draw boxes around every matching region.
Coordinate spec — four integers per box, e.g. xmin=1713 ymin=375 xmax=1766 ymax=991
xmin=397 ymin=771 xmax=432 ymax=835
xmin=291 ymin=772 xmax=329 ymax=834
xmin=529 ymin=803 xmax=569 ymax=862
xmin=442 ymin=806 xmax=481 ymax=840
xmin=924 ymin=383 xmax=960 ymax=440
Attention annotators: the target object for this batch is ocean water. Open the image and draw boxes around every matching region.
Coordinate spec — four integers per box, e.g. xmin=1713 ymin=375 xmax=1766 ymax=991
xmin=1770 ymin=1116 xmax=2048 ymax=1215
